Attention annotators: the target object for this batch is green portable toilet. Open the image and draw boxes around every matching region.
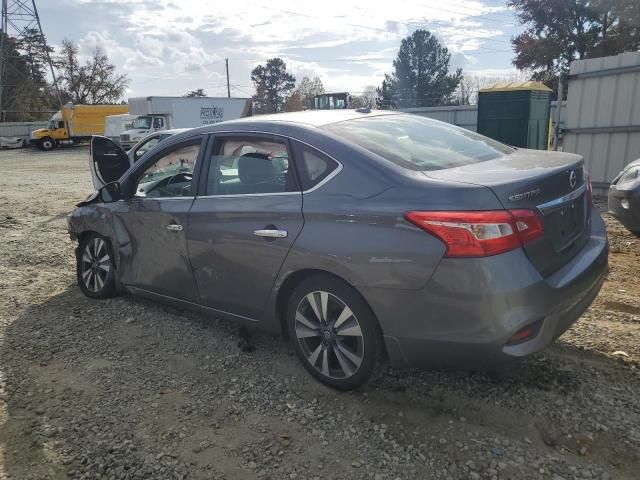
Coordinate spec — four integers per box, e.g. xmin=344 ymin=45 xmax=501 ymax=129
xmin=477 ymin=81 xmax=552 ymax=149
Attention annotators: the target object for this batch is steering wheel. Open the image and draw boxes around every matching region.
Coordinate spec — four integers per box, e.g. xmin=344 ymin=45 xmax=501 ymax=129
xmin=146 ymin=172 xmax=193 ymax=197
xmin=166 ymin=172 xmax=192 ymax=187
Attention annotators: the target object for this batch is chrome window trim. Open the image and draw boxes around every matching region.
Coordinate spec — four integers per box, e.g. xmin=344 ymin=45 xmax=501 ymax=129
xmin=195 ymin=129 xmax=344 ymax=199
xmin=536 ymin=183 xmax=587 ymax=215
xmin=131 ymin=196 xmax=195 ymax=201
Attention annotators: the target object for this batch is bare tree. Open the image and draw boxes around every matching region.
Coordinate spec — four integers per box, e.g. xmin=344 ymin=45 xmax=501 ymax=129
xmin=296 ymin=76 xmax=325 ymax=109
xmin=283 ymin=89 xmax=304 ymax=112
xmin=55 ymin=39 xmax=128 ymax=104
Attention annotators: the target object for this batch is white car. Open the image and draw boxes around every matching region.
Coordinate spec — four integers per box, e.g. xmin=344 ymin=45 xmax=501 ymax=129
xmin=90 ymin=129 xmax=187 ymax=189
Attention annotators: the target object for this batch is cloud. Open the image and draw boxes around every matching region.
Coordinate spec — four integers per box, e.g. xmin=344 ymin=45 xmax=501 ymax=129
xmin=39 ymin=0 xmax=521 ymax=98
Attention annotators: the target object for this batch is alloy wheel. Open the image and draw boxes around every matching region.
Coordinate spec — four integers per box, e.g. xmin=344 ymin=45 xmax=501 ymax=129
xmin=80 ymin=237 xmax=111 ymax=293
xmin=294 ymin=290 xmax=364 ymax=379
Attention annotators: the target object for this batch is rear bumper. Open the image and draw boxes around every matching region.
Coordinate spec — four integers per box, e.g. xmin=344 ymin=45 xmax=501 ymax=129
xmin=608 ymin=186 xmax=640 ymax=234
xmin=363 ymin=209 xmax=609 ymax=369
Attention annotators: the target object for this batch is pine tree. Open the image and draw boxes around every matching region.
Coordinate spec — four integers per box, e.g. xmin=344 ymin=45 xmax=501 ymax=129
xmin=250 ymin=58 xmax=296 ymax=114
xmin=377 ymin=30 xmax=462 ymax=109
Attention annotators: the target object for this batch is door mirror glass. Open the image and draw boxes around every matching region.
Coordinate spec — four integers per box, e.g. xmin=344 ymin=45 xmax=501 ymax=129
xmin=153 ymin=117 xmax=164 ymax=128
xmin=100 ymin=181 xmax=121 ymax=202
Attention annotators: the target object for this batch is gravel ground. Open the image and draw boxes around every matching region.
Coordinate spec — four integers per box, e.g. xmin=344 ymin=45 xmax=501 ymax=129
xmin=0 ymin=147 xmax=639 ymax=480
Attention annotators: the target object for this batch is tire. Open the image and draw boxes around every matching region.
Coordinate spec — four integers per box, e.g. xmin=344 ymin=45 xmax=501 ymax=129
xmin=37 ymin=137 xmax=55 ymax=151
xmin=286 ymin=274 xmax=385 ymax=390
xmin=76 ymin=234 xmax=117 ymax=299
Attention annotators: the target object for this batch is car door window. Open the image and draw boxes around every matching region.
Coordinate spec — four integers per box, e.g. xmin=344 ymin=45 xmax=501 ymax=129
xmin=291 ymin=142 xmax=339 ymax=191
xmin=206 ymin=136 xmax=298 ymax=195
xmin=133 ymin=135 xmax=161 ymax=161
xmin=135 ymin=140 xmax=201 ymax=198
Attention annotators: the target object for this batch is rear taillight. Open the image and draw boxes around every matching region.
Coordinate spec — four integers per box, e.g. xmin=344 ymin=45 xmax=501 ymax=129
xmin=404 ymin=209 xmax=544 ymax=258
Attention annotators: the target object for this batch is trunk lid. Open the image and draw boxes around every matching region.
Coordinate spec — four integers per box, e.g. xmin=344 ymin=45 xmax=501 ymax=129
xmin=425 ymin=149 xmax=591 ymax=277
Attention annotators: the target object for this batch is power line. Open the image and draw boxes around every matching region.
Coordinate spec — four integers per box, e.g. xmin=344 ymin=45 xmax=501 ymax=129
xmin=249 ymin=3 xmax=514 ymax=49
xmin=231 ymin=84 xmax=254 ymax=97
xmin=361 ymin=2 xmax=515 ymax=28
xmin=408 ymin=0 xmax=515 ymax=20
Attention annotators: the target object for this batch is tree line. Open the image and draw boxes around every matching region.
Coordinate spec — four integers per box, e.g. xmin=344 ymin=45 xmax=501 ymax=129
xmin=248 ymin=29 xmax=464 ymax=114
xmin=248 ymin=0 xmax=638 ymax=112
xmin=0 ymin=30 xmax=128 ymax=121
xmin=1 ymin=0 xmax=638 ymax=120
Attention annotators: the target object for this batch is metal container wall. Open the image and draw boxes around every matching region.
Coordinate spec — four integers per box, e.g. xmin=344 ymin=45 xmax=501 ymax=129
xmin=401 ymin=102 xmax=565 ymax=136
xmin=564 ymin=51 xmax=640 ymax=189
xmin=477 ymin=87 xmax=551 ymax=149
xmin=0 ymin=121 xmax=47 ymax=140
xmin=400 ymin=105 xmax=478 ymax=131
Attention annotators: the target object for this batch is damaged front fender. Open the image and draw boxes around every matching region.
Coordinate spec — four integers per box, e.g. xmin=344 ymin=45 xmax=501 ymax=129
xmin=68 ymin=201 xmax=133 ymax=279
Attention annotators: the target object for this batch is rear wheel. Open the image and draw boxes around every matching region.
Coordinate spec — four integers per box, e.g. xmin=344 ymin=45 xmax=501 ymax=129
xmin=37 ymin=137 xmax=55 ymax=151
xmin=76 ymin=234 xmax=117 ymax=299
xmin=287 ymin=275 xmax=384 ymax=390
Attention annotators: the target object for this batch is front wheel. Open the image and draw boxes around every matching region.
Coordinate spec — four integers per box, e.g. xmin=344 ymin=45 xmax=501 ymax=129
xmin=287 ymin=275 xmax=384 ymax=390
xmin=76 ymin=234 xmax=117 ymax=299
xmin=37 ymin=137 xmax=55 ymax=151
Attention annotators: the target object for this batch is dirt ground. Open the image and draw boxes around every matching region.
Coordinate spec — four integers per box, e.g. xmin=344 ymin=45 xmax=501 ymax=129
xmin=0 ymin=146 xmax=638 ymax=480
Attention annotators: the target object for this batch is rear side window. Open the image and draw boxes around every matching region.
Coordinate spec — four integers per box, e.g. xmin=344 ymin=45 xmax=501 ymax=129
xmin=206 ymin=136 xmax=298 ymax=195
xmin=291 ymin=142 xmax=339 ymax=191
xmin=322 ymin=114 xmax=513 ymax=171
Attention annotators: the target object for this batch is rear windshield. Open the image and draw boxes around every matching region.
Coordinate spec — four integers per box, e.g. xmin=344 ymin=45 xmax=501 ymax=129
xmin=322 ymin=114 xmax=513 ymax=171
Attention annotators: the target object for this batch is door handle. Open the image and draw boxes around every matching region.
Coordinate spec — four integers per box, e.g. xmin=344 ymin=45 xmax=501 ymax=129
xmin=253 ymin=229 xmax=287 ymax=238
xmin=166 ymin=224 xmax=183 ymax=231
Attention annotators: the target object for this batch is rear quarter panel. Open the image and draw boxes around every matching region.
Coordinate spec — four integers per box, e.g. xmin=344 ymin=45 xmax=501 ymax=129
xmin=262 ymin=134 xmax=506 ymax=330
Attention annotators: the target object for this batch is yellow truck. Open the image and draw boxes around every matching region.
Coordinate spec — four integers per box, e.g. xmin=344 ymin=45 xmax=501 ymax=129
xmin=30 ymin=103 xmax=128 ymax=151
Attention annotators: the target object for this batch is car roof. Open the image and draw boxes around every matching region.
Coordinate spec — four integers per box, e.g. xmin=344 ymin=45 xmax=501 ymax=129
xmin=223 ymin=109 xmax=401 ymax=128
xmin=160 ymin=128 xmax=190 ymax=135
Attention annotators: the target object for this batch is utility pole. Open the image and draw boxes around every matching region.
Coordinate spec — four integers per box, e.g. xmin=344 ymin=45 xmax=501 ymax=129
xmin=225 ymin=58 xmax=230 ymax=98
xmin=553 ymin=73 xmax=566 ymax=151
xmin=0 ymin=0 xmax=62 ymax=121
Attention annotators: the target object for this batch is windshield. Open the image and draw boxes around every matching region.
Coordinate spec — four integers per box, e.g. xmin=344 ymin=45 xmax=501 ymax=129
xmin=47 ymin=120 xmax=57 ymax=129
xmin=132 ymin=116 xmax=152 ymax=129
xmin=322 ymin=114 xmax=514 ymax=171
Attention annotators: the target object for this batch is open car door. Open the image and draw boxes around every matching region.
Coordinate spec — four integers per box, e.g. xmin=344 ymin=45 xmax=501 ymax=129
xmin=90 ymin=136 xmax=132 ymax=189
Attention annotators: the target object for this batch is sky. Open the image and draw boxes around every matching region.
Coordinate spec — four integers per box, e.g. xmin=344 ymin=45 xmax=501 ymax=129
xmin=38 ymin=0 xmax=526 ymax=100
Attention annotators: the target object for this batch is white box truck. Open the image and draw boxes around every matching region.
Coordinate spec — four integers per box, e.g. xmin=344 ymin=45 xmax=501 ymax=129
xmin=104 ymin=114 xmax=138 ymax=144
xmin=119 ymin=96 xmax=252 ymax=149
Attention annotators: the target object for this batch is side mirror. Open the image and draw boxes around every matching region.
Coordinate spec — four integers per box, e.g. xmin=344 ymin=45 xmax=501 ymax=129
xmin=100 ymin=181 xmax=121 ymax=203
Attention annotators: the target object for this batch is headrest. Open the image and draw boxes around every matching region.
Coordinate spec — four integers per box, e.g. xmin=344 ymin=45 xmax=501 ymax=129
xmin=238 ymin=153 xmax=275 ymax=185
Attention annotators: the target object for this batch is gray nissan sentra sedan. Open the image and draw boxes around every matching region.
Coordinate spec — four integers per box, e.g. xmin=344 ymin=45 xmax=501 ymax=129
xmin=69 ymin=110 xmax=608 ymax=390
